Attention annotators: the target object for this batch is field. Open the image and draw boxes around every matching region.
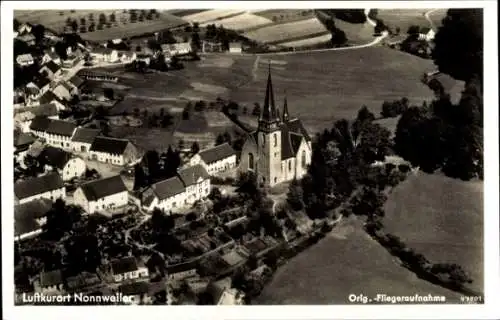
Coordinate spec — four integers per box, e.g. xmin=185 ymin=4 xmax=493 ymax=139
xmin=376 ymin=9 xmax=441 ymax=33
xmin=165 ymin=9 xmax=209 ymax=17
xmin=427 ymin=8 xmax=448 ymax=29
xmin=14 ymin=10 xmax=187 ymax=42
xmin=252 ymin=9 xmax=315 ymax=23
xmin=255 ymin=217 xmax=462 ymax=304
xmin=278 ymin=34 xmax=333 ymax=48
xmin=383 ymin=172 xmax=484 ymax=293
xmin=243 ymin=17 xmax=329 ymax=44
xmin=200 ymin=12 xmax=273 ymax=31
xmin=181 ymin=9 xmax=245 ymax=24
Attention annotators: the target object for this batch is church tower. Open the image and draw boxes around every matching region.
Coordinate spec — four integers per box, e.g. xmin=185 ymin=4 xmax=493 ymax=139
xmin=256 ymin=64 xmax=282 ymax=187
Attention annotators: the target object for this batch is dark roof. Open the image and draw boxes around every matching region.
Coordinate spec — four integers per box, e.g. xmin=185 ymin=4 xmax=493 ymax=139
xmin=92 ymin=47 xmax=113 ymax=55
xmin=43 ymin=60 xmax=61 ymax=73
xmin=420 ymin=27 xmax=432 ymax=34
xmin=286 ymin=118 xmax=311 ymax=141
xmin=14 ymin=172 xmax=64 ymax=199
xmin=166 ymin=261 xmax=198 ymax=274
xmin=150 ymin=176 xmax=186 ymax=200
xmin=178 ymin=164 xmax=210 ymax=187
xmin=14 ymin=131 xmax=36 ymax=148
xmin=14 ymin=199 xmax=52 ymax=236
xmin=29 ymin=116 xmax=51 ymax=132
xmin=198 ymin=143 xmax=236 ymax=165
xmin=90 ymin=136 xmax=130 ymax=155
xmin=111 ymin=256 xmax=138 ymax=275
xmin=17 ymin=103 xmax=58 ymax=118
xmin=33 ymin=77 xmax=51 ymax=89
xmin=69 ymin=75 xmax=85 ymax=88
xmin=40 ymin=269 xmax=63 ymax=287
xmin=38 ymin=146 xmax=72 ymax=170
xmin=71 ymin=128 xmax=101 ymax=144
xmin=39 ymin=90 xmax=60 ymax=104
xmin=45 ymin=119 xmax=76 ymax=137
xmin=79 ymin=175 xmax=127 ymax=201
xmin=17 ymin=33 xmax=36 ymax=42
xmin=119 ymin=281 xmax=149 ymax=296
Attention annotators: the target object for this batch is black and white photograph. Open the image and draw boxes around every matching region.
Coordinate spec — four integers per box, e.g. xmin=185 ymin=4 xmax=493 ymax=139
xmin=1 ymin=1 xmax=498 ymax=319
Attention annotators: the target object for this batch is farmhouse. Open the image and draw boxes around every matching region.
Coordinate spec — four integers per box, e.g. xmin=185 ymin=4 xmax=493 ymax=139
xmin=178 ymin=164 xmax=211 ymax=205
xmin=62 ymin=54 xmax=82 ymax=69
xmin=118 ymin=51 xmax=137 ymax=63
xmin=79 ymin=71 xmax=119 ymax=82
xmin=135 ymin=54 xmax=151 ymax=66
xmin=39 ymin=61 xmax=63 ymax=80
xmin=110 ymin=256 xmax=149 ymax=283
xmin=161 ymin=42 xmax=192 ymax=56
xmin=166 ymin=262 xmax=198 ymax=281
xmin=118 ymin=282 xmax=151 ymax=305
xmin=18 ymin=23 xmax=33 ymax=35
xmin=38 ymin=146 xmax=86 ymax=181
xmin=15 ymin=103 xmax=59 ymax=132
xmin=228 ymin=42 xmax=242 ymax=54
xmin=26 ymin=77 xmax=51 ymax=99
xmin=73 ymin=175 xmax=128 ymax=214
xmin=239 ymin=67 xmax=312 ymax=187
xmin=14 ymin=172 xmax=65 ymax=205
xmin=36 ymin=91 xmax=67 ymax=110
xmin=91 ymin=48 xmax=119 ymax=63
xmin=71 ymin=128 xmax=101 ymax=153
xmin=17 ymin=33 xmax=36 ymax=46
xmin=189 ymin=143 xmax=237 ymax=176
xmin=89 ymin=136 xmax=140 ymax=166
xmin=16 ymin=53 xmax=34 ymax=66
xmin=14 ymin=198 xmax=52 ymax=241
xmin=41 ymin=49 xmax=62 ymax=65
xmin=29 ymin=117 xmax=77 ymax=149
xmin=418 ymin=27 xmax=436 ymax=41
xmin=36 ymin=269 xmax=65 ymax=295
xmin=68 ymin=75 xmax=86 ymax=93
xmin=14 ymin=130 xmax=36 ymax=162
xmin=52 ymin=82 xmax=76 ymax=101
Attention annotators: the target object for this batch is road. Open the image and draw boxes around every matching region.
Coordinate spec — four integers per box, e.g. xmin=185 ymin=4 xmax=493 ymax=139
xmin=424 ymin=8 xmax=445 ymax=31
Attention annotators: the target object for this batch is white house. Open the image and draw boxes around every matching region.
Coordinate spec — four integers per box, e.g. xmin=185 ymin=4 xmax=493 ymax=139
xmin=228 ymin=42 xmax=242 ymax=54
xmin=14 ymin=198 xmax=52 ymax=241
xmin=110 ymin=256 xmax=149 ymax=283
xmin=67 ymin=75 xmax=86 ymax=94
xmin=70 ymin=128 xmax=101 ymax=153
xmin=189 ymin=143 xmax=237 ymax=176
xmin=73 ymin=175 xmax=128 ymax=214
xmin=177 ymin=164 xmax=211 ymax=205
xmin=16 ymin=53 xmax=35 ymax=66
xmin=161 ymin=42 xmax=192 ymax=56
xmin=26 ymin=77 xmax=51 ymax=100
xmin=41 ymin=49 xmax=62 ymax=65
xmin=141 ymin=176 xmax=187 ymax=212
xmin=52 ymin=82 xmax=75 ymax=101
xmin=91 ymin=48 xmax=119 ymax=63
xmin=135 ymin=54 xmax=151 ymax=66
xmin=18 ymin=23 xmax=33 ymax=35
xmin=166 ymin=263 xmax=198 ymax=281
xmin=38 ymin=146 xmax=86 ymax=181
xmin=88 ymin=136 xmax=141 ymax=166
xmin=29 ymin=118 xmax=76 ymax=150
xmin=14 ymin=172 xmax=66 ymax=205
xmin=418 ymin=27 xmax=436 ymax=42
xmin=39 ymin=60 xmax=63 ymax=80
xmin=118 ymin=51 xmax=137 ymax=63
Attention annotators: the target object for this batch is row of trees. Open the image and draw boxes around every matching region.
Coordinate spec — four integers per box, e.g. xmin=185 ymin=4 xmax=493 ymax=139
xmin=133 ymin=147 xmax=182 ymax=190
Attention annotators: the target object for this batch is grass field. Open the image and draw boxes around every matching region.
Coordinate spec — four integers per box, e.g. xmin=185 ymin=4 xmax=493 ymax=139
xmin=166 ymin=9 xmax=209 ymax=17
xmin=252 ymin=9 xmax=315 ymax=23
xmin=14 ymin=10 xmax=187 ymax=42
xmin=278 ymin=34 xmax=333 ymax=48
xmin=377 ymin=9 xmax=441 ymax=33
xmin=200 ymin=12 xmax=273 ymax=31
xmin=383 ymin=172 xmax=484 ymax=293
xmin=255 ymin=217 xmax=462 ymax=304
xmin=181 ymin=9 xmax=245 ymax=24
xmin=427 ymin=8 xmax=448 ymax=29
xmin=243 ymin=17 xmax=328 ymax=44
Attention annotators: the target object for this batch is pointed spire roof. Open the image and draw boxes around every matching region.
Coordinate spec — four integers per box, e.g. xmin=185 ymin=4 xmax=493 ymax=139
xmin=282 ymin=91 xmax=289 ymax=122
xmin=261 ymin=63 xmax=277 ymax=121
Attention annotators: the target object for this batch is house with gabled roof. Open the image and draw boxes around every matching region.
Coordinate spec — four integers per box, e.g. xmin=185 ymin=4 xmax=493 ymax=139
xmin=89 ymin=136 xmax=141 ymax=166
xmin=41 ymin=48 xmax=62 ymax=65
xmin=16 ymin=53 xmax=34 ymax=66
xmin=18 ymin=23 xmax=33 ymax=35
xmin=109 ymin=256 xmax=149 ymax=283
xmin=118 ymin=281 xmax=152 ymax=305
xmin=26 ymin=77 xmax=51 ymax=99
xmin=67 ymin=75 xmax=86 ymax=93
xmin=14 ymin=130 xmax=36 ymax=162
xmin=71 ymin=127 xmax=100 ymax=153
xmin=418 ymin=27 xmax=436 ymax=42
xmin=90 ymin=47 xmax=119 ymax=63
xmin=178 ymin=164 xmax=211 ymax=204
xmin=189 ymin=143 xmax=237 ymax=176
xmin=73 ymin=175 xmax=128 ymax=214
xmin=161 ymin=42 xmax=192 ymax=56
xmin=29 ymin=117 xmax=76 ymax=150
xmin=38 ymin=146 xmax=86 ymax=181
xmin=14 ymin=172 xmax=65 ymax=205
xmin=39 ymin=60 xmax=63 ymax=80
xmin=52 ymin=82 xmax=76 ymax=101
xmin=16 ymin=33 xmax=36 ymax=46
xmin=36 ymin=269 xmax=65 ymax=295
xmin=37 ymin=90 xmax=67 ymax=110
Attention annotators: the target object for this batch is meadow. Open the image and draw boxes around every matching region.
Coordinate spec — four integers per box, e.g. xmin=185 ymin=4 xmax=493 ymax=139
xmin=255 ymin=217 xmax=463 ymax=304
xmin=243 ymin=18 xmax=329 ymax=44
xmin=383 ymin=172 xmax=484 ymax=293
xmin=180 ymin=9 xmax=245 ymax=24
xmin=199 ymin=12 xmax=273 ymax=31
xmin=377 ymin=9 xmax=444 ymax=33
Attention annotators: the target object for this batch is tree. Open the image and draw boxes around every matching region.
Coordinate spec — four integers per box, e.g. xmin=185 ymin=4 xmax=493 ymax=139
xmin=31 ymin=24 xmax=45 ymax=43
xmin=71 ymin=20 xmax=78 ymax=33
xmin=286 ymin=179 xmax=304 ymax=210
xmin=252 ymin=103 xmax=261 ymax=116
xmin=103 ymin=88 xmax=114 ymax=100
xmin=163 ymin=146 xmax=181 ymax=178
xmin=374 ymin=19 xmax=387 ymax=34
xmin=432 ymin=9 xmax=483 ymax=83
xmin=98 ymin=13 xmax=107 ymax=25
xmin=356 ymin=105 xmax=375 ymax=124
xmin=191 ymin=141 xmax=200 ymax=154
xmin=407 ymin=25 xmax=420 ymax=34
xmin=133 ymin=164 xmax=147 ymax=190
xmin=109 ymin=12 xmax=116 ymax=23
xmin=191 ymin=31 xmax=201 ymax=50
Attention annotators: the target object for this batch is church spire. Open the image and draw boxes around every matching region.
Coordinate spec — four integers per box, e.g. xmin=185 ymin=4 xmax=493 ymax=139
xmin=282 ymin=91 xmax=289 ymax=122
xmin=261 ymin=63 xmax=277 ymax=121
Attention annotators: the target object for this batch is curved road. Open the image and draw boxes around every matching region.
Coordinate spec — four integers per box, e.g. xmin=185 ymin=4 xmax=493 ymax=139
xmin=424 ymin=8 xmax=445 ymax=31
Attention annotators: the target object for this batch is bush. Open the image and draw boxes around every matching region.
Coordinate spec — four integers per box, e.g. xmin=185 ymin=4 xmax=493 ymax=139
xmin=380 ymin=98 xmax=409 ymax=118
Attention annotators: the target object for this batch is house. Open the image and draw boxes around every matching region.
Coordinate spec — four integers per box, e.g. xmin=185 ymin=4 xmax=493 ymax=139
xmin=109 ymin=256 xmax=149 ymax=283
xmin=118 ymin=282 xmax=152 ymax=305
xmin=62 ymin=55 xmax=81 ymax=69
xmin=14 ymin=172 xmax=65 ymax=205
xmin=89 ymin=136 xmax=140 ymax=166
xmin=206 ymin=277 xmax=244 ymax=305
xmin=39 ymin=61 xmax=63 ymax=80
xmin=30 ymin=118 xmax=76 ymax=149
xmin=37 ymin=91 xmax=67 ymax=110
xmin=38 ymin=146 xmax=86 ymax=181
xmin=166 ymin=262 xmax=198 ymax=281
xmin=239 ymin=68 xmax=312 ymax=187
xmin=26 ymin=77 xmax=51 ymax=99
xmin=18 ymin=23 xmax=33 ymax=35
xmin=41 ymin=49 xmax=62 ymax=65
xmin=16 ymin=53 xmax=34 ymax=66
xmin=71 ymin=128 xmax=101 ymax=153
xmin=118 ymin=51 xmax=137 ymax=63
xmin=228 ymin=42 xmax=242 ymax=54
xmin=14 ymin=130 xmax=36 ymax=162
xmin=16 ymin=33 xmax=36 ymax=46
xmin=189 ymin=143 xmax=237 ymax=176
xmin=14 ymin=198 xmax=52 ymax=241
xmin=161 ymin=42 xmax=192 ymax=56
xmin=177 ymin=164 xmax=211 ymax=205
xmin=73 ymin=175 xmax=128 ymax=214
xmin=418 ymin=27 xmax=436 ymax=41
xmin=15 ymin=103 xmax=59 ymax=132
xmin=90 ymin=48 xmax=119 ymax=63
xmin=36 ymin=269 xmax=65 ymax=295
xmin=135 ymin=54 xmax=151 ymax=66
xmin=52 ymin=82 xmax=75 ymax=101
xmin=65 ymin=272 xmax=101 ymax=293
xmin=68 ymin=75 xmax=86 ymax=93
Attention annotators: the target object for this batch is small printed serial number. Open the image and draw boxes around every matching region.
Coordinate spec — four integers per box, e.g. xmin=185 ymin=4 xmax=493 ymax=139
xmin=460 ymin=296 xmax=483 ymax=303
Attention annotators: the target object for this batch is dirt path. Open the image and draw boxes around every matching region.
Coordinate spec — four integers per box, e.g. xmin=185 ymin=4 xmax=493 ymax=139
xmin=424 ymin=8 xmax=445 ymax=31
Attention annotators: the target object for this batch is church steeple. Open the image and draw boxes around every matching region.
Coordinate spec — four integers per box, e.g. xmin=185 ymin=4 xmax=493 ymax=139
xmin=282 ymin=91 xmax=289 ymax=122
xmin=258 ymin=63 xmax=279 ymax=132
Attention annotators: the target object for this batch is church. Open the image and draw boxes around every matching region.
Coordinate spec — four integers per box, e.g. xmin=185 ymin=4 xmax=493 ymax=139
xmin=239 ymin=66 xmax=312 ymax=187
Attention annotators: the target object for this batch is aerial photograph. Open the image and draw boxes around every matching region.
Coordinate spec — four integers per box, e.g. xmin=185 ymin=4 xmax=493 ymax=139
xmin=10 ymin=6 xmax=484 ymax=306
